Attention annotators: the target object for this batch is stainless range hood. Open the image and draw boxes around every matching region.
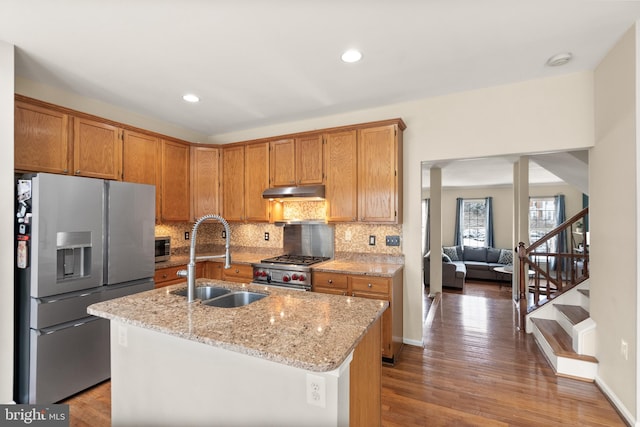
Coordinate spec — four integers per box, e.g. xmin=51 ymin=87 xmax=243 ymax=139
xmin=262 ymin=184 xmax=325 ymax=200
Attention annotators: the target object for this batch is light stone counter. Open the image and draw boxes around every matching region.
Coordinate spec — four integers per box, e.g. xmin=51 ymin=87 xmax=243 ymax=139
xmin=88 ymin=279 xmax=387 ymax=372
xmin=313 ymin=259 xmax=404 ymax=277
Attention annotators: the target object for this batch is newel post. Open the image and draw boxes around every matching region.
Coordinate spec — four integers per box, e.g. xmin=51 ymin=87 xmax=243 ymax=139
xmin=517 ymin=242 xmax=527 ymax=331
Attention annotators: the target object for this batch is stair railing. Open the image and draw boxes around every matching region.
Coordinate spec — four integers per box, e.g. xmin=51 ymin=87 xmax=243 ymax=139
xmin=517 ymin=207 xmax=589 ymax=330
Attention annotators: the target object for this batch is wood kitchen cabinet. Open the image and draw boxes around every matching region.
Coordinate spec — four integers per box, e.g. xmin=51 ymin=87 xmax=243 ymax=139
xmin=324 ymin=130 xmax=358 ymax=222
xmin=222 ymin=142 xmax=270 ymax=222
xmin=357 ymin=123 xmax=403 ymax=223
xmin=15 ymin=98 xmax=123 ymax=181
xmin=312 ymin=269 xmax=404 ymax=363
xmin=15 ymin=101 xmax=70 ymax=174
xmin=122 ymin=130 xmax=160 ymax=220
xmin=191 ymin=145 xmax=220 ymax=220
xmin=222 ymin=263 xmax=254 ymax=283
xmin=269 ymin=134 xmax=323 ymax=187
xmin=73 ymin=117 xmax=122 ymax=180
xmin=154 ymin=263 xmax=204 ymax=288
xmin=160 ymin=139 xmax=190 ymax=222
xmin=204 ymin=261 xmax=223 ymax=280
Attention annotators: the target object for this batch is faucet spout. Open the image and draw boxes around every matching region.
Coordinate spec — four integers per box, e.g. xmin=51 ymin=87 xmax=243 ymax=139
xmin=177 ymin=214 xmax=232 ymax=303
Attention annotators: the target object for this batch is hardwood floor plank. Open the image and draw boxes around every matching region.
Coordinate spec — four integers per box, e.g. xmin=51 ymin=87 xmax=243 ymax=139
xmin=64 ymin=281 xmax=625 ymax=427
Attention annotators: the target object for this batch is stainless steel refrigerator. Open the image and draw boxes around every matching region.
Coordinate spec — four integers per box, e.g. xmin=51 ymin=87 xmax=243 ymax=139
xmin=14 ymin=173 xmax=155 ymax=404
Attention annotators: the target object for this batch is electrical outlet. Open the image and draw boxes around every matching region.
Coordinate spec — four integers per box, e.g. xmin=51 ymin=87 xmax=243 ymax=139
xmin=222 ymin=230 xmax=226 ymax=239
xmin=345 ymin=230 xmax=352 ymax=241
xmin=306 ymin=374 xmax=326 ymax=408
xmin=621 ymin=339 xmax=628 ymax=360
xmin=369 ymin=235 xmax=376 ymax=246
xmin=184 ymin=231 xmax=190 ymax=240
xmin=264 ymin=232 xmax=270 ymax=241
xmin=386 ymin=235 xmax=400 ymax=246
xmin=118 ymin=324 xmax=128 ymax=347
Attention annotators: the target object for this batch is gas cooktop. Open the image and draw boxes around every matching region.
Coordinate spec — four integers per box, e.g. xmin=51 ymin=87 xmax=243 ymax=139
xmin=260 ymin=254 xmax=330 ymax=266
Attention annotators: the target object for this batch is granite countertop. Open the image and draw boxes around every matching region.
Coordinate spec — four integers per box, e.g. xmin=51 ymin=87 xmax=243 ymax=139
xmin=88 ymin=279 xmax=387 ymax=372
xmin=155 ymin=251 xmax=268 ymax=269
xmin=313 ymin=259 xmax=404 ymax=277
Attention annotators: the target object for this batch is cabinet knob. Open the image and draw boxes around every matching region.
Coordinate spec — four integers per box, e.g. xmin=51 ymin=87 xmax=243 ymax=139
xmin=75 ymin=170 xmax=81 ymax=175
xmin=368 ymin=283 xmax=373 ymax=288
xmin=235 ymin=269 xmax=239 ymax=273
xmin=328 ymin=279 xmax=333 ymax=284
xmin=162 ymin=274 xmax=168 ymax=279
xmin=63 ymin=169 xmax=69 ymax=173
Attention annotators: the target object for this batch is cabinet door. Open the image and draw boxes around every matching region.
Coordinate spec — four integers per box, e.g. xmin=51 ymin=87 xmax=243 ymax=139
xmin=312 ymin=271 xmax=349 ymax=295
xmin=244 ymin=142 xmax=270 ymax=222
xmin=295 ymin=134 xmax=323 ymax=185
xmin=222 ymin=145 xmax=245 ymax=221
xmin=160 ymin=140 xmax=190 ymax=221
xmin=269 ymin=138 xmax=295 ymax=186
xmin=15 ymin=101 xmax=70 ymax=174
xmin=191 ymin=146 xmax=220 ymax=220
xmin=325 ymin=130 xmax=357 ymax=222
xmin=204 ymin=262 xmax=222 ymax=280
xmin=123 ymin=131 xmax=160 ymax=220
xmin=73 ymin=117 xmax=122 ymax=180
xmin=357 ymin=124 xmax=398 ymax=223
xmin=222 ymin=264 xmax=253 ymax=283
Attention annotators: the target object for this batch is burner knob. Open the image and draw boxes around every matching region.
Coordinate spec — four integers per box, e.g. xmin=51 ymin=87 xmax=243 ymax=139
xmin=282 ymin=275 xmax=290 ymax=282
xmin=254 ymin=271 xmax=261 ymax=277
xmin=291 ymin=274 xmax=299 ymax=280
xmin=298 ymin=274 xmax=306 ymax=281
xmin=261 ymin=271 xmax=268 ymax=277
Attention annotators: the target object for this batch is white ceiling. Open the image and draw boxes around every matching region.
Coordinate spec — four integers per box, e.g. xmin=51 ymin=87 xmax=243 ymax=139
xmin=2 ymin=1 xmax=640 ymax=139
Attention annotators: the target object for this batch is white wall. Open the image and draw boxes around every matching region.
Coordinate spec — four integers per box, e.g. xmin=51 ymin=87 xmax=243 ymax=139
xmin=592 ymin=24 xmax=638 ymax=421
xmin=210 ymin=71 xmax=595 ymax=345
xmin=0 ymin=41 xmax=14 ymax=403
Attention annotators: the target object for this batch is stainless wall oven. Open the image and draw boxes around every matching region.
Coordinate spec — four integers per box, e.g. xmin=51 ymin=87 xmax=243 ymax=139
xmin=155 ymin=236 xmax=171 ymax=262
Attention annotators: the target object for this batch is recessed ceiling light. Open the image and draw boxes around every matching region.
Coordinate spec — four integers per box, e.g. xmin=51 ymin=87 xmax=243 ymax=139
xmin=341 ymin=49 xmax=362 ymax=63
xmin=182 ymin=94 xmax=200 ymax=103
xmin=546 ymin=52 xmax=573 ymax=67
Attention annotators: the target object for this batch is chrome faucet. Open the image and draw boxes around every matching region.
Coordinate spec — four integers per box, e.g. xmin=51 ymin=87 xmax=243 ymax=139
xmin=177 ymin=214 xmax=232 ymax=303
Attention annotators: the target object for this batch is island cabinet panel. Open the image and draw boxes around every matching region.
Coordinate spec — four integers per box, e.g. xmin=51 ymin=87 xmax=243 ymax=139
xmin=122 ymin=130 xmax=160 ymax=220
xmin=15 ymin=101 xmax=70 ymax=174
xmin=295 ymin=134 xmax=324 ymax=185
xmin=222 ymin=263 xmax=254 ymax=283
xmin=357 ymin=123 xmax=402 ymax=223
xmin=244 ymin=142 xmax=270 ymax=222
xmin=191 ymin=145 xmax=220 ymax=220
xmin=269 ymin=138 xmax=295 ymax=186
xmin=350 ymin=317 xmax=382 ymax=427
xmin=221 ymin=145 xmax=246 ymax=221
xmin=160 ymin=139 xmax=190 ymax=222
xmin=324 ymin=130 xmax=357 ymax=222
xmin=312 ymin=269 xmax=403 ymax=363
xmin=73 ymin=117 xmax=122 ymax=180
xmin=154 ymin=263 xmax=204 ymax=288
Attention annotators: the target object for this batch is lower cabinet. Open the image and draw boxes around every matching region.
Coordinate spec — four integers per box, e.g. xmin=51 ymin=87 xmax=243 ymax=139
xmin=312 ymin=269 xmax=403 ymax=363
xmin=204 ymin=262 xmax=223 ymax=280
xmin=154 ymin=263 xmax=204 ymax=288
xmin=221 ymin=263 xmax=254 ymax=283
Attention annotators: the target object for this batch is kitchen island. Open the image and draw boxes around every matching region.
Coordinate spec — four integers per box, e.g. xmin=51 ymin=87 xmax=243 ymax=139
xmin=88 ymin=279 xmax=387 ymax=427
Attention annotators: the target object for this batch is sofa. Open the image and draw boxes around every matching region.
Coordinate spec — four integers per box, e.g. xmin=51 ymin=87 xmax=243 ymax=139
xmin=423 ymin=245 xmax=514 ymax=289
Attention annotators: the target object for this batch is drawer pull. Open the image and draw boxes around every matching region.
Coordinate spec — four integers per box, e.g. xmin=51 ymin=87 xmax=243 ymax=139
xmin=235 ymin=269 xmax=239 ymax=273
xmin=328 ymin=279 xmax=333 ymax=284
xmin=368 ymin=283 xmax=373 ymax=288
xmin=162 ymin=274 xmax=168 ymax=279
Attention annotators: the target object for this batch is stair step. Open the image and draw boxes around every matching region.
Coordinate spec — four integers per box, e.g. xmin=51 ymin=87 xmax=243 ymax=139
xmin=555 ymin=304 xmax=589 ymax=325
xmin=530 ymin=318 xmax=598 ymax=363
xmin=578 ymin=289 xmax=590 ymax=298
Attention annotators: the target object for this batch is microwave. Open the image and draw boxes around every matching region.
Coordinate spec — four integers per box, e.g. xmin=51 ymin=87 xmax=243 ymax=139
xmin=154 ymin=236 xmax=171 ymax=262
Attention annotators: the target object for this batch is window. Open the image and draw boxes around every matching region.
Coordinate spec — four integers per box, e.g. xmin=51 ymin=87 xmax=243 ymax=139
xmin=462 ymin=199 xmax=487 ymax=247
xmin=529 ymin=197 xmax=557 ymax=252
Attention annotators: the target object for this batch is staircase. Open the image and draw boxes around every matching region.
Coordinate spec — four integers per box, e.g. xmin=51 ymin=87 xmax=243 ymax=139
xmin=526 ymin=282 xmax=597 ymax=381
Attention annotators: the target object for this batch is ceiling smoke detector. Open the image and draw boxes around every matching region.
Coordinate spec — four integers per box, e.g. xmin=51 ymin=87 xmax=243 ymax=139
xmin=546 ymin=52 xmax=573 ymax=67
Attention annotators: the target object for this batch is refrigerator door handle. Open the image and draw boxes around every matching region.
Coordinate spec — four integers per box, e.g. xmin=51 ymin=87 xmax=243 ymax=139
xmin=39 ymin=316 xmax=101 ymax=335
xmin=36 ymin=288 xmax=102 ymax=304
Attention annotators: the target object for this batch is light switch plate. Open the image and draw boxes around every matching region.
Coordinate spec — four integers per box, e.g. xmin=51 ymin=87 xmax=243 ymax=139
xmin=369 ymin=235 xmax=376 ymax=246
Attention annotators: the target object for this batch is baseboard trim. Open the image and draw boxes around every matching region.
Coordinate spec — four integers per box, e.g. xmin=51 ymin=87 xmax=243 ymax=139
xmin=594 ymin=374 xmax=636 ymax=426
xmin=402 ymin=338 xmax=423 ymax=347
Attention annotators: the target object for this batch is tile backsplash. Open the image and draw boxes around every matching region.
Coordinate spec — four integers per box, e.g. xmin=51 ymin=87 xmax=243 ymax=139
xmin=156 ymin=201 xmax=402 ymax=256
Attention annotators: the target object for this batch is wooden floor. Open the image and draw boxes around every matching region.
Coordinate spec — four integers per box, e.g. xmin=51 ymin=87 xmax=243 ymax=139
xmin=63 ymin=280 xmax=626 ymax=427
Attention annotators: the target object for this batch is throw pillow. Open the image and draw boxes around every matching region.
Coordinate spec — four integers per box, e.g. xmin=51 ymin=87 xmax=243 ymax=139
xmin=442 ymin=253 xmax=452 ymax=263
xmin=498 ymin=249 xmax=513 ymax=265
xmin=463 ymin=246 xmax=487 ymax=262
xmin=443 ymin=246 xmax=460 ymax=261
xmin=487 ymin=247 xmax=501 ymax=263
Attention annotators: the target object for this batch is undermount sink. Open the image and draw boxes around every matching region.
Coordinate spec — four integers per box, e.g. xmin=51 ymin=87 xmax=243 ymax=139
xmin=172 ymin=286 xmax=231 ymax=300
xmin=202 ymin=291 xmax=267 ymax=308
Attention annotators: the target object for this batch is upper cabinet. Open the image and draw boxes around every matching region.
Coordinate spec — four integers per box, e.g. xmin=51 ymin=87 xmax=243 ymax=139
xmin=15 ymin=101 xmax=70 ymax=174
xmin=324 ymin=130 xmax=357 ymax=222
xmin=73 ymin=117 xmax=122 ymax=180
xmin=160 ymin=139 xmax=190 ymax=222
xmin=222 ymin=142 xmax=270 ymax=222
xmin=269 ymin=135 xmax=323 ymax=187
xmin=191 ymin=145 xmax=220 ymax=220
xmin=122 ymin=130 xmax=160 ymax=220
xmin=357 ymin=123 xmax=403 ymax=223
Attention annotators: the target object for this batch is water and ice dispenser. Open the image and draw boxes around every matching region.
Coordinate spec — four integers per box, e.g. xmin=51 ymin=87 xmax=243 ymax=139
xmin=56 ymin=231 xmax=92 ymax=281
